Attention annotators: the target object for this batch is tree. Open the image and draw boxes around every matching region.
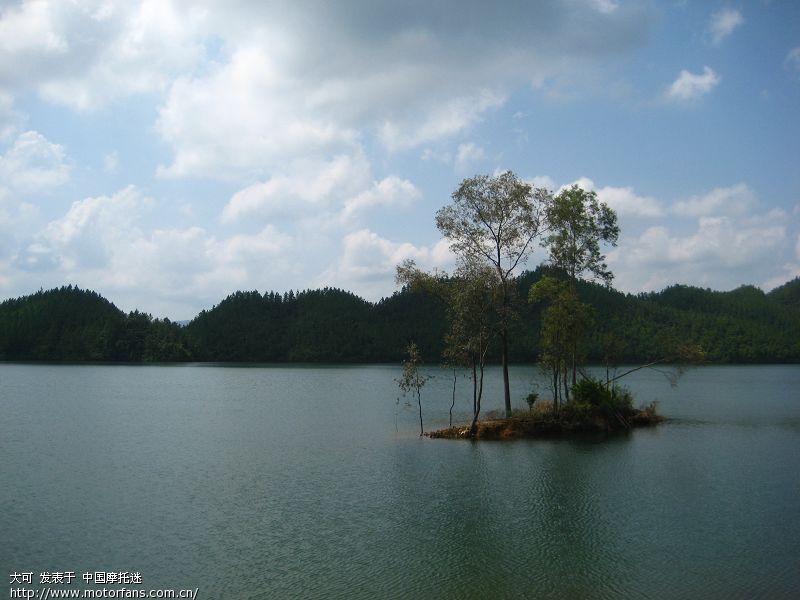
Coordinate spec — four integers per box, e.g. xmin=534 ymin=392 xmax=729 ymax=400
xmin=541 ymin=185 xmax=619 ymax=388
xmin=436 ymin=171 xmax=547 ymax=416
xmin=396 ymin=259 xmax=498 ymax=433
xmin=542 ymin=184 xmax=619 ymax=286
xmin=396 ymin=341 xmax=431 ymax=436
xmin=529 ymin=276 xmax=594 ymax=409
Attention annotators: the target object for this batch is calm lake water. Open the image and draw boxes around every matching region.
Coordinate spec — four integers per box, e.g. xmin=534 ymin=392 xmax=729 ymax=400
xmin=1 ymin=363 xmax=799 ymax=598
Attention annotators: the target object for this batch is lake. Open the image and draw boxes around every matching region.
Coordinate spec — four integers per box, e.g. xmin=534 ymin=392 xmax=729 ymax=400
xmin=1 ymin=363 xmax=799 ymax=598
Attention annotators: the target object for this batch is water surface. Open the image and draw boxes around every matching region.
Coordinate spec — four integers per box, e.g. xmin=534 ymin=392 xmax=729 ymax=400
xmin=1 ymin=363 xmax=798 ymax=598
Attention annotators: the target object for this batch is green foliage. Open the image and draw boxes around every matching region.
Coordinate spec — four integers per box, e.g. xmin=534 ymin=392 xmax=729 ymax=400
xmin=571 ymin=377 xmax=634 ymax=418
xmin=542 ymin=184 xmax=619 ymax=285
xmin=1 ymin=274 xmax=799 ymax=364
xmin=571 ymin=378 xmax=610 ymax=407
xmin=435 ymin=172 xmax=546 ymax=274
xmin=0 ymin=286 xmax=190 ymax=362
xmin=525 ymin=392 xmax=539 ymax=410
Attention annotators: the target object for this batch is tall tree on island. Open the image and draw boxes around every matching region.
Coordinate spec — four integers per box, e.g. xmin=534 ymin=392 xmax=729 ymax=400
xmin=539 ymin=184 xmax=619 ymax=392
xmin=436 ymin=172 xmax=547 ymax=416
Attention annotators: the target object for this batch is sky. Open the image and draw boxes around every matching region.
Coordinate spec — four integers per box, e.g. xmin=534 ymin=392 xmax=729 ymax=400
xmin=0 ymin=0 xmax=798 ymax=319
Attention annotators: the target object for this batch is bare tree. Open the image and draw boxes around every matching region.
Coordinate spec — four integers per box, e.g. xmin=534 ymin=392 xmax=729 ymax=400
xmin=396 ymin=341 xmax=431 ymax=436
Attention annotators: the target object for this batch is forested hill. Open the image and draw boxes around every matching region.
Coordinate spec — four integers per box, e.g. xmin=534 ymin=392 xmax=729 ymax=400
xmin=0 ymin=286 xmax=189 ymax=362
xmin=1 ymin=275 xmax=799 ymax=364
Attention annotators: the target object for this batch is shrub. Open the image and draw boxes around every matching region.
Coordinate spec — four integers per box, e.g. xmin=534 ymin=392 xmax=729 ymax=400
xmin=526 ymin=391 xmax=539 ymax=411
xmin=572 ymin=378 xmax=608 ymax=407
xmin=571 ymin=377 xmax=635 ymax=418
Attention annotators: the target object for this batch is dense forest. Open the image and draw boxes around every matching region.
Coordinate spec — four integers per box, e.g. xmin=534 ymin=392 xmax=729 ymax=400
xmin=1 ymin=272 xmax=798 ymax=364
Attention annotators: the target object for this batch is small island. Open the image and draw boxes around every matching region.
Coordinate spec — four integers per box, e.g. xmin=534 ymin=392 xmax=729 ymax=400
xmin=428 ymin=401 xmax=663 ymax=440
xmin=396 ymin=173 xmax=702 ymax=440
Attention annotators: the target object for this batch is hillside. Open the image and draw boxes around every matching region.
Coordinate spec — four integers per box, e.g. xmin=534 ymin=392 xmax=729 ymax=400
xmin=1 ymin=274 xmax=798 ymax=364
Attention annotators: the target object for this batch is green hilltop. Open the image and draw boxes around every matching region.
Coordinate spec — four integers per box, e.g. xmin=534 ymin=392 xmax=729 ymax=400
xmin=0 ymin=273 xmax=798 ymax=364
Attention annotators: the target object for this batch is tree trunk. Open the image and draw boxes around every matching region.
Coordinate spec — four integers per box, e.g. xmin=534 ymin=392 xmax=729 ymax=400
xmin=417 ymin=387 xmax=424 ymax=437
xmin=450 ymin=368 xmax=457 ymax=427
xmin=470 ymin=357 xmax=485 ymax=435
xmin=502 ymin=331 xmax=511 ymax=416
xmin=552 ymin=361 xmax=560 ymax=412
xmin=472 ymin=356 xmax=478 ymax=418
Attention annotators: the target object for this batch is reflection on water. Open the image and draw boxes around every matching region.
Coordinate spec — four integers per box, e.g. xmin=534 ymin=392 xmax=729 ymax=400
xmin=1 ymin=363 xmax=799 ymax=598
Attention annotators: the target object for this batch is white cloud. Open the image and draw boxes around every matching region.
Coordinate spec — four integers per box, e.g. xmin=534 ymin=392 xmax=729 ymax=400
xmin=153 ymin=2 xmax=655 ymax=178
xmin=0 ymin=1 xmax=67 ymax=56
xmin=28 ymin=185 xmax=149 ymax=271
xmin=561 ymin=177 xmax=664 ymax=218
xmin=671 ymin=183 xmax=755 ymax=217
xmin=0 ymin=93 xmax=21 ymax=142
xmin=157 ymin=44 xmax=360 ymax=180
xmin=379 ymin=90 xmax=506 ymax=152
xmin=0 ymin=0 xmax=208 ymax=110
xmin=608 ymin=194 xmax=790 ymax=293
xmin=222 ymin=153 xmax=370 ymax=222
xmin=708 ymin=8 xmax=744 ymax=45
xmin=455 ymin=142 xmax=487 ymax=170
xmin=318 ymin=229 xmax=453 ymax=300
xmin=342 ymin=176 xmax=421 ymax=218
xmin=526 ymin=175 xmax=556 ymax=191
xmin=667 ymin=66 xmax=720 ymax=101
xmin=10 ymin=184 xmax=301 ymax=317
xmin=0 ymin=131 xmax=69 ymax=194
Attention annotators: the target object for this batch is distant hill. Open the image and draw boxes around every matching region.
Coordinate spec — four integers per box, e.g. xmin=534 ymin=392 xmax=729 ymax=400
xmin=1 ymin=273 xmax=799 ymax=364
xmin=767 ymin=277 xmax=800 ymax=307
xmin=0 ymin=286 xmax=190 ymax=361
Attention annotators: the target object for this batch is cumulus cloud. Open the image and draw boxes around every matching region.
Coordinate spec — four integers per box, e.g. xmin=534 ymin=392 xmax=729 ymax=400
xmin=667 ymin=66 xmax=720 ymax=101
xmin=671 ymin=183 xmax=755 ymax=217
xmin=10 ymin=185 xmax=300 ymax=317
xmin=0 ymin=0 xmax=207 ymax=110
xmin=0 ymin=93 xmax=21 ymax=142
xmin=318 ymin=229 xmax=453 ymax=300
xmin=378 ymin=91 xmax=506 ymax=153
xmin=609 ymin=213 xmax=786 ymax=292
xmin=526 ymin=175 xmax=556 ymax=191
xmin=342 ymin=176 xmax=421 ymax=218
xmin=561 ymin=177 xmax=664 ymax=218
xmin=0 ymin=130 xmax=70 ymax=194
xmin=222 ymin=153 xmax=370 ymax=222
xmin=151 ymin=1 xmax=654 ymax=178
xmin=317 ymin=229 xmax=455 ymax=301
xmin=707 ymin=8 xmax=744 ymax=45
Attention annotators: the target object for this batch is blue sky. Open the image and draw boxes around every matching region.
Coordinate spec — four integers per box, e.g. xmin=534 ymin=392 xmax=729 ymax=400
xmin=0 ymin=0 xmax=798 ymax=319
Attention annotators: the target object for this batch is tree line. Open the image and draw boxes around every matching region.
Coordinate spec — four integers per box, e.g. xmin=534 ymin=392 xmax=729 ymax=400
xmin=0 ymin=273 xmax=798 ymax=366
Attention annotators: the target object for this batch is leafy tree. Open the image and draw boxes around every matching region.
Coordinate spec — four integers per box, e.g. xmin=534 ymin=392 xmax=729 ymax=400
xmin=436 ymin=171 xmax=547 ymax=415
xmin=396 ymin=341 xmax=431 ymax=436
xmin=529 ymin=276 xmax=594 ymax=409
xmin=540 ymin=185 xmax=619 ymax=389
xmin=542 ymin=185 xmax=619 ymax=286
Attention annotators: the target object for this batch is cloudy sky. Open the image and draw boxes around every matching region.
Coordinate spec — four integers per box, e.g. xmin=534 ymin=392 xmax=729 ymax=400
xmin=1 ymin=0 xmax=798 ymax=319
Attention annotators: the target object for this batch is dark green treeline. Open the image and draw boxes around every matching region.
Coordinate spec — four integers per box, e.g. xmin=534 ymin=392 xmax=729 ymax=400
xmin=1 ymin=272 xmax=799 ymax=364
